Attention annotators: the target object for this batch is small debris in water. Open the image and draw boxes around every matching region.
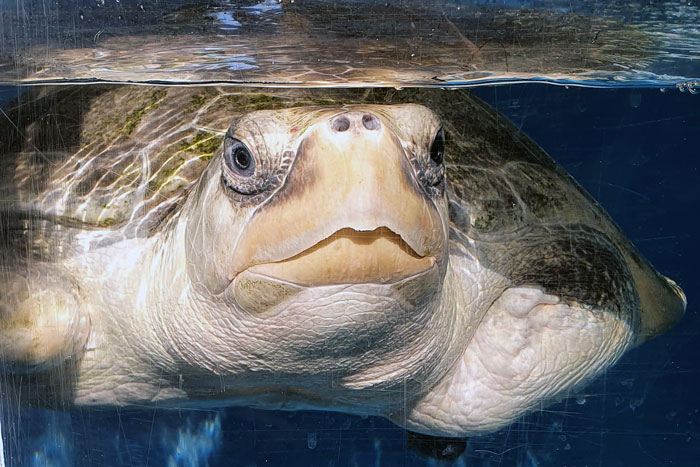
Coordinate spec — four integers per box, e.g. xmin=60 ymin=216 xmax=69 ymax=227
xmin=406 ymin=431 xmax=467 ymax=461
xmin=629 ymin=396 xmax=645 ymax=411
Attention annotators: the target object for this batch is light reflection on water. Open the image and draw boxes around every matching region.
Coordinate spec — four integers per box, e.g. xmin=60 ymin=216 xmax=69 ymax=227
xmin=1 ymin=0 xmax=699 ymax=87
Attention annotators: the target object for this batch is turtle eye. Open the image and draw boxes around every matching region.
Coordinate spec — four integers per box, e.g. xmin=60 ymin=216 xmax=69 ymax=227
xmin=224 ymin=138 xmax=255 ymax=177
xmin=430 ymin=128 xmax=445 ymax=166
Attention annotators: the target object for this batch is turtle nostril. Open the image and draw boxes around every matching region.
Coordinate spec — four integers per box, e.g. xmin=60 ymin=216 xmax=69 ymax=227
xmin=362 ymin=114 xmax=380 ymax=130
xmin=331 ymin=116 xmax=350 ymax=132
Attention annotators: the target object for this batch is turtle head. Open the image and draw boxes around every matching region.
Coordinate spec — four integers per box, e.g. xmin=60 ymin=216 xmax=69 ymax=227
xmin=185 ymin=104 xmax=449 ymax=303
xmin=176 ymin=104 xmax=451 ymax=386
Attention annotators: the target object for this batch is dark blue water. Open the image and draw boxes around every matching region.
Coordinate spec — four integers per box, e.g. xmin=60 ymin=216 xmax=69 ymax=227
xmin=1 ymin=84 xmax=698 ymax=466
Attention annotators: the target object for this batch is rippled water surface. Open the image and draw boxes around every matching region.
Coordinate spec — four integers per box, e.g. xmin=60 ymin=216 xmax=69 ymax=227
xmin=0 ymin=0 xmax=698 ymax=87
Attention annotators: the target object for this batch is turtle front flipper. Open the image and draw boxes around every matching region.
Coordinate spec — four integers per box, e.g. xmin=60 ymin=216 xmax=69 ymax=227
xmin=391 ymin=217 xmax=684 ymax=436
xmin=0 ymin=265 xmax=89 ymax=373
xmin=393 ymin=283 xmax=636 ymax=436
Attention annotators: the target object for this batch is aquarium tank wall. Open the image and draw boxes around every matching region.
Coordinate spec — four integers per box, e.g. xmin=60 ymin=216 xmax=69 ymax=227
xmin=0 ymin=1 xmax=698 ymax=465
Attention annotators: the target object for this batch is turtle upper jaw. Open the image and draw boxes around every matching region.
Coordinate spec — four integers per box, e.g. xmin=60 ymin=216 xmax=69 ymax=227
xmin=243 ymin=226 xmax=436 ymax=286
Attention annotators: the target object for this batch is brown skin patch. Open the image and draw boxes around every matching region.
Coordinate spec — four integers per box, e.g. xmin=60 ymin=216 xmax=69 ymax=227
xmin=257 ymin=136 xmax=317 ymax=212
xmin=234 ymin=275 xmax=301 ymax=316
xmin=396 ymin=134 xmax=435 ymax=200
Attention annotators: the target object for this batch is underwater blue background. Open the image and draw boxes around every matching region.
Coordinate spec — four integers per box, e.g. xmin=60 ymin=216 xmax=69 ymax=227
xmin=1 ymin=83 xmax=698 ymax=466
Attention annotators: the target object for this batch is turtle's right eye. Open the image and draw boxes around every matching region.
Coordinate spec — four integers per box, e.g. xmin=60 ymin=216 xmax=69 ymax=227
xmin=224 ymin=138 xmax=255 ymax=177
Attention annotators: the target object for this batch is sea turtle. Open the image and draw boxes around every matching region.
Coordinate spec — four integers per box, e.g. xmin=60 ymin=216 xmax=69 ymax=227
xmin=0 ymin=85 xmax=685 ymax=437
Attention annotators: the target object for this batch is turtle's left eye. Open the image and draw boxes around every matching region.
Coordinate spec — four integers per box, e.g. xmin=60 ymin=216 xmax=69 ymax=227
xmin=419 ymin=127 xmax=445 ymax=195
xmin=430 ymin=128 xmax=445 ymax=166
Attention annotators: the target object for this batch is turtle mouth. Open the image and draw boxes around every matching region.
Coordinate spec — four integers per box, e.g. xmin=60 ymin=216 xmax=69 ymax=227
xmin=244 ymin=227 xmax=436 ymax=286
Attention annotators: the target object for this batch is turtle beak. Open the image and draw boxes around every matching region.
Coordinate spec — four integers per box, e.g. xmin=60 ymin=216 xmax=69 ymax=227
xmin=229 ymin=109 xmax=445 ymax=288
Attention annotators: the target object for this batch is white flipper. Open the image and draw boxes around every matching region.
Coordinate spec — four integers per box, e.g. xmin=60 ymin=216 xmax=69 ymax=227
xmin=0 ymin=267 xmax=89 ymax=372
xmin=395 ymin=286 xmax=634 ymax=436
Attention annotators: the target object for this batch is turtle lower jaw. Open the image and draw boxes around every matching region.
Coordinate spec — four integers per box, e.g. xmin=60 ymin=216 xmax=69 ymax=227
xmin=240 ymin=227 xmax=436 ymax=287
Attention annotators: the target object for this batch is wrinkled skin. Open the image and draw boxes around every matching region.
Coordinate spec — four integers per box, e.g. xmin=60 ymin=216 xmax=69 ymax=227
xmin=0 ymin=87 xmax=686 ymax=436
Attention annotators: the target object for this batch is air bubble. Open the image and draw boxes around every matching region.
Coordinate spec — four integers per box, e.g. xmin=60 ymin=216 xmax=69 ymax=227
xmin=676 ymin=80 xmax=699 ymax=94
xmin=576 ymin=396 xmax=586 ymax=405
xmin=629 ymin=397 xmax=645 ymax=411
xmin=629 ymin=91 xmax=642 ymax=108
xmin=620 ymin=378 xmax=634 ymax=388
xmin=307 ymin=432 xmax=317 ymax=449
